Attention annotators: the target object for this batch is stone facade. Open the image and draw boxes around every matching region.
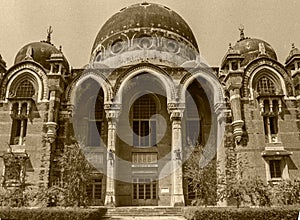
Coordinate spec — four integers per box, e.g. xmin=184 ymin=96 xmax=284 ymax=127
xmin=0 ymin=2 xmax=300 ymax=207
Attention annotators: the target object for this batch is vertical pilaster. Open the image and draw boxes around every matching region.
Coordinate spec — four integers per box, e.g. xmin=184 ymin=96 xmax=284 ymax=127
xmin=229 ymin=87 xmax=244 ymax=144
xmin=104 ymin=104 xmax=120 ymax=206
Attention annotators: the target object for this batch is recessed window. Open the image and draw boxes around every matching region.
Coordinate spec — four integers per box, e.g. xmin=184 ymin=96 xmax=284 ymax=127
xmin=132 ymin=95 xmax=157 ymax=147
xmin=185 ymin=95 xmax=201 ymax=146
xmin=166 ymin=39 xmax=179 ymax=53
xmin=95 ymin=51 xmax=102 ymax=62
xmin=269 ymin=160 xmax=282 ymax=179
xmin=231 ymin=61 xmax=238 ymax=71
xmin=87 ymin=178 xmax=102 ymax=204
xmin=111 ymin=40 xmax=125 ymax=54
xmin=257 ymin=76 xmax=276 ymax=95
xmin=133 ymin=178 xmax=157 ymax=200
xmin=138 ymin=36 xmax=153 ymax=49
xmin=16 ymin=80 xmax=35 ymax=98
xmin=87 ymin=91 xmax=105 ymax=147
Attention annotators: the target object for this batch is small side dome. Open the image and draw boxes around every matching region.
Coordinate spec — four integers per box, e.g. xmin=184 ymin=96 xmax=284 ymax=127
xmin=14 ymin=41 xmax=69 ymax=71
xmin=232 ymin=38 xmax=277 ymax=66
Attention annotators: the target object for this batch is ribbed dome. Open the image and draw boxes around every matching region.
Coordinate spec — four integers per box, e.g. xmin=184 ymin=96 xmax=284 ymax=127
xmin=91 ymin=2 xmax=198 ymax=54
xmin=14 ymin=42 xmax=68 ymax=70
xmin=232 ymin=38 xmax=277 ymax=66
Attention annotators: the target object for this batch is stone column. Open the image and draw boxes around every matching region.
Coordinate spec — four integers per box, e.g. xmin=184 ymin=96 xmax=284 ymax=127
xmin=168 ymin=104 xmax=185 ymax=206
xmin=104 ymin=104 xmax=120 ymax=206
xmin=215 ymin=103 xmax=229 ymax=206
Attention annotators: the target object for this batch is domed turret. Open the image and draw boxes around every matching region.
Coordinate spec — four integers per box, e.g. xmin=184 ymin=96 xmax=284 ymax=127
xmin=229 ymin=27 xmax=277 ymax=67
xmin=232 ymin=38 xmax=277 ymax=67
xmin=14 ymin=28 xmax=69 ymax=71
xmin=90 ymin=2 xmax=199 ymax=67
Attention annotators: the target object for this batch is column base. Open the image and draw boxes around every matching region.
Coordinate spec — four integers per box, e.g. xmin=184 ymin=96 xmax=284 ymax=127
xmin=104 ymin=194 xmax=116 ymax=207
xmin=217 ymin=199 xmax=227 ymax=207
xmin=171 ymin=194 xmax=185 ymax=206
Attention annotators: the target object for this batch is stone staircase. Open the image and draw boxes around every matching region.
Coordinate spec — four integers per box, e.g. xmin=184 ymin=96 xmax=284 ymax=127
xmin=103 ymin=207 xmax=186 ymax=220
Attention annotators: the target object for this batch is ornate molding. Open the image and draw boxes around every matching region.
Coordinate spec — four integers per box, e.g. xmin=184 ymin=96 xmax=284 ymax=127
xmin=244 ymin=58 xmax=294 ymax=97
xmin=1 ymin=62 xmax=48 ymax=101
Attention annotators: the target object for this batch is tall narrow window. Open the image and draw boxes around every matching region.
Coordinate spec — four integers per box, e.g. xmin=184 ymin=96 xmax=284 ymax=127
xmin=88 ymin=91 xmax=105 ymax=147
xmin=10 ymin=118 xmax=27 ymax=145
xmin=9 ymin=80 xmax=35 ymax=145
xmin=262 ymin=99 xmax=279 ymax=143
xmin=86 ymin=178 xmax=102 ymax=205
xmin=269 ymin=160 xmax=282 ymax=179
xmin=132 ymin=95 xmax=157 ymax=147
xmin=185 ymin=96 xmax=201 ymax=146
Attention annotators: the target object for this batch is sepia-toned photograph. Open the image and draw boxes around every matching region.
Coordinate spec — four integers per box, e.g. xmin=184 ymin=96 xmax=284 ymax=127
xmin=0 ymin=0 xmax=300 ymax=219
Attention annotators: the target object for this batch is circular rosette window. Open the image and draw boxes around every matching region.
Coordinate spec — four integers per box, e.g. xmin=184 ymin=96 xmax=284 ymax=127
xmin=137 ymin=35 xmax=153 ymax=49
xmin=165 ymin=39 xmax=180 ymax=53
xmin=111 ymin=39 xmax=126 ymax=54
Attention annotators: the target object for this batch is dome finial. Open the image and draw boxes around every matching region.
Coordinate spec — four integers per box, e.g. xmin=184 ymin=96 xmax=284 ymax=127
xmin=292 ymin=43 xmax=295 ymax=49
xmin=238 ymin=24 xmax=245 ymax=41
xmin=46 ymin=26 xmax=53 ymax=44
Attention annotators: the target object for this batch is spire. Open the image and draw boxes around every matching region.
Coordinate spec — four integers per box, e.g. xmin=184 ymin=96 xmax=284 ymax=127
xmin=46 ymin=26 xmax=53 ymax=44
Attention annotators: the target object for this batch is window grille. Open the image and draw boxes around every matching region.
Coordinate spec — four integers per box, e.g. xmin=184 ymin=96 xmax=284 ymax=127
xmin=16 ymin=80 xmax=35 ymax=98
xmin=257 ymin=76 xmax=276 ymax=94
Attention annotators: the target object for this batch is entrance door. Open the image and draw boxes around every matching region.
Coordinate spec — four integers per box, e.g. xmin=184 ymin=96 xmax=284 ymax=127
xmin=132 ymin=177 xmax=158 ymax=206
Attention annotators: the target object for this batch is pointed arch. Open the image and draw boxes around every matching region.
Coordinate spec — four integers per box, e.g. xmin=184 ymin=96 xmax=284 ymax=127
xmin=114 ymin=64 xmax=176 ymax=104
xmin=68 ymin=71 xmax=113 ymax=106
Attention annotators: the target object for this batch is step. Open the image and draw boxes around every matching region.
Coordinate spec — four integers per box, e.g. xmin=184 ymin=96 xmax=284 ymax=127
xmin=104 ymin=217 xmax=186 ymax=220
xmin=104 ymin=207 xmax=185 ymax=219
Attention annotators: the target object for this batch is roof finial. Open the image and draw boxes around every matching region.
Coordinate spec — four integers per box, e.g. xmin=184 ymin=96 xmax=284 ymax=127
xmin=46 ymin=26 xmax=53 ymax=43
xmin=292 ymin=43 xmax=295 ymax=49
xmin=239 ymin=24 xmax=245 ymax=41
xmin=229 ymin=43 xmax=232 ymax=50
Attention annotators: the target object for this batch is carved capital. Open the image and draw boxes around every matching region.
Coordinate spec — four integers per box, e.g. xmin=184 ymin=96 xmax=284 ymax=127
xmin=167 ymin=102 xmax=185 ymax=121
xmin=105 ymin=103 xmax=121 ymax=122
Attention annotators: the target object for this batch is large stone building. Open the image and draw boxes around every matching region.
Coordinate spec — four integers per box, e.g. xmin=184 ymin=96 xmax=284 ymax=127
xmin=0 ymin=2 xmax=300 ymax=206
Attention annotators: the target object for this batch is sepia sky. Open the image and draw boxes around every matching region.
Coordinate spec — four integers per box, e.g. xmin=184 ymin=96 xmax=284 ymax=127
xmin=1 ymin=0 xmax=300 ymax=68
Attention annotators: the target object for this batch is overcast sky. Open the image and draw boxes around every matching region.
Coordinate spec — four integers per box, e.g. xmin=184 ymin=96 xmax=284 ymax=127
xmin=1 ymin=0 xmax=300 ymax=68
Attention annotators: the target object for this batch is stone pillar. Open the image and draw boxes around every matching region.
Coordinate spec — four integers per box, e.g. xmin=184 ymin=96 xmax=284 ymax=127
xmin=168 ymin=104 xmax=185 ymax=206
xmin=104 ymin=104 xmax=120 ymax=206
xmin=215 ymin=103 xmax=229 ymax=206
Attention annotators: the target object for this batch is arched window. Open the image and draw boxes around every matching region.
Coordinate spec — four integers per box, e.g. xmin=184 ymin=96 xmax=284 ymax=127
xmin=185 ymin=95 xmax=202 ymax=146
xmin=132 ymin=94 xmax=157 ymax=147
xmin=87 ymin=90 xmax=105 ymax=147
xmin=256 ymin=76 xmax=276 ymax=95
xmin=15 ymin=80 xmax=35 ymax=98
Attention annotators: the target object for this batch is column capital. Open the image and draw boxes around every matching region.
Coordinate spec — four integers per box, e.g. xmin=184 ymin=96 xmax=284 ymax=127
xmin=167 ymin=102 xmax=185 ymax=121
xmin=104 ymin=103 xmax=121 ymax=121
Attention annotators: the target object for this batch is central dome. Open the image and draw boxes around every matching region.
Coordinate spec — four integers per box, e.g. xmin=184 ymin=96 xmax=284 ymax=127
xmin=91 ymin=2 xmax=199 ymax=63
